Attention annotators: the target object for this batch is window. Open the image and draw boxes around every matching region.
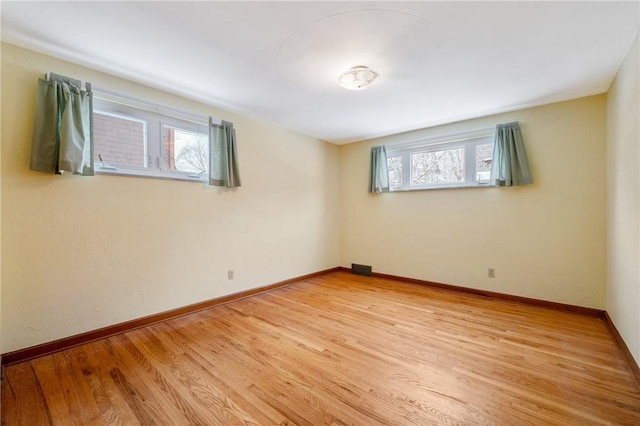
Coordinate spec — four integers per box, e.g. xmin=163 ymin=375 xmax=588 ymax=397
xmin=93 ymin=112 xmax=147 ymax=169
xmin=93 ymin=94 xmax=209 ymax=181
xmin=161 ymin=125 xmax=209 ymax=177
xmin=386 ymin=130 xmax=495 ymax=191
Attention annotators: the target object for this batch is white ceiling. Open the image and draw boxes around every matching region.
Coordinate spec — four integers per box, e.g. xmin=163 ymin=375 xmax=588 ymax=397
xmin=2 ymin=1 xmax=638 ymax=144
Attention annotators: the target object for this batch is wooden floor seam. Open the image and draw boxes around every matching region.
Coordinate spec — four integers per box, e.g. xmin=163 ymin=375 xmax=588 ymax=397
xmin=3 ymin=271 xmax=640 ymax=425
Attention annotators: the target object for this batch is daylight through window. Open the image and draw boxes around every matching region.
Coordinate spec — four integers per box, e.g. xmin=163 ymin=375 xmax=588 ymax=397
xmin=93 ymin=94 xmax=209 ymax=181
xmin=385 ymin=130 xmax=495 ymax=191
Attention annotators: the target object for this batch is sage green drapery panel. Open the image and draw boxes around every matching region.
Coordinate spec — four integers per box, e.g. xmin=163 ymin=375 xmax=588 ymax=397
xmin=368 ymin=145 xmax=389 ymax=193
xmin=30 ymin=76 xmax=94 ymax=176
xmin=209 ymin=119 xmax=241 ymax=187
xmin=491 ymin=121 xmax=532 ymax=187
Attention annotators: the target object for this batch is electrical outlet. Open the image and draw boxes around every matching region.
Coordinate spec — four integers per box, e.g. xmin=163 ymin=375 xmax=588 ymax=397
xmin=228 ymin=270 xmax=234 ymax=280
xmin=488 ymin=268 xmax=495 ymax=278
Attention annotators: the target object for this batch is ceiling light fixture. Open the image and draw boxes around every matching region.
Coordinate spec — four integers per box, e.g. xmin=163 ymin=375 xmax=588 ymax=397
xmin=338 ymin=65 xmax=380 ymax=90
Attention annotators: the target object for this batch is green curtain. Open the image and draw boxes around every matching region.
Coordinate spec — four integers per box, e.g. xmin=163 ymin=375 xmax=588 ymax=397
xmin=30 ymin=76 xmax=94 ymax=176
xmin=491 ymin=122 xmax=532 ymax=187
xmin=209 ymin=119 xmax=241 ymax=187
xmin=368 ymin=145 xmax=389 ymax=193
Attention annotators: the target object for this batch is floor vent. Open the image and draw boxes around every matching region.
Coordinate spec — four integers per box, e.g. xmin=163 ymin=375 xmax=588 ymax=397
xmin=351 ymin=263 xmax=372 ymax=277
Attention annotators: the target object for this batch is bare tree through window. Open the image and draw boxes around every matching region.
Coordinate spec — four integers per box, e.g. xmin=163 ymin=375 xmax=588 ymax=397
xmin=163 ymin=126 xmax=209 ymax=175
xmin=475 ymin=143 xmax=493 ymax=182
xmin=385 ymin=133 xmax=494 ymax=191
xmin=387 ymin=155 xmax=403 ymax=188
xmin=411 ymin=147 xmax=464 ymax=185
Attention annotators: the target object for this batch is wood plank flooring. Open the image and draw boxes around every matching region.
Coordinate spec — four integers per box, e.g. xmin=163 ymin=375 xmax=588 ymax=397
xmin=3 ymin=272 xmax=640 ymax=425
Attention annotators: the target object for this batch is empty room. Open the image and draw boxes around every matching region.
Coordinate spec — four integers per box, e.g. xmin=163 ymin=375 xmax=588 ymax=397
xmin=1 ymin=1 xmax=639 ymax=424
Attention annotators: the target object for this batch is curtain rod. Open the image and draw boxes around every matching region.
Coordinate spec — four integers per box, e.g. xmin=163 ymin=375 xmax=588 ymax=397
xmin=45 ymin=72 xmax=90 ymax=91
xmin=92 ymin=86 xmax=221 ymax=126
xmin=384 ymin=126 xmax=496 ymax=150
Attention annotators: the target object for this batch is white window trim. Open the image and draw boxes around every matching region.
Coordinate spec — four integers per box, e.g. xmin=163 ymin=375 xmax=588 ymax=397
xmin=93 ymin=89 xmax=215 ymax=126
xmin=92 ymin=90 xmax=215 ymax=182
xmin=386 ymin=127 xmax=496 ymax=191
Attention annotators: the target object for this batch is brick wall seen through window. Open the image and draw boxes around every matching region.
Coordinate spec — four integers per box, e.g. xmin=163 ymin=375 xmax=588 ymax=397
xmin=94 ymin=112 xmax=146 ymax=168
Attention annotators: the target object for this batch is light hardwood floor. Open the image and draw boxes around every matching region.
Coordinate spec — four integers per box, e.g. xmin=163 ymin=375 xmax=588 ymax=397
xmin=2 ymin=272 xmax=640 ymax=425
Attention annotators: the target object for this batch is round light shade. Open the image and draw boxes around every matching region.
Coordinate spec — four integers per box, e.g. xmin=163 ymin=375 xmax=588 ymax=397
xmin=338 ymin=66 xmax=380 ymax=90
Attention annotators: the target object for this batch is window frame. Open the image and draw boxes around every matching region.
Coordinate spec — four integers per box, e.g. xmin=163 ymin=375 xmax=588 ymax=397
xmin=92 ymin=93 xmax=210 ymax=182
xmin=386 ymin=129 xmax=496 ymax=191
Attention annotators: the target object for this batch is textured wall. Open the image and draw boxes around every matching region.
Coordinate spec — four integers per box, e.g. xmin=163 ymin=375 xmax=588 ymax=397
xmin=339 ymin=96 xmax=607 ymax=309
xmin=607 ymin=33 xmax=640 ymax=365
xmin=1 ymin=43 xmax=340 ymax=353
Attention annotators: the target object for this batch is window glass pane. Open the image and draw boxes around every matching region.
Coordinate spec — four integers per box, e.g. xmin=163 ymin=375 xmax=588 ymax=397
xmin=411 ymin=147 xmax=464 ymax=185
xmin=475 ymin=143 xmax=494 ymax=181
xmin=387 ymin=155 xmax=403 ymax=188
xmin=94 ymin=112 xmax=147 ymax=167
xmin=162 ymin=126 xmax=209 ymax=175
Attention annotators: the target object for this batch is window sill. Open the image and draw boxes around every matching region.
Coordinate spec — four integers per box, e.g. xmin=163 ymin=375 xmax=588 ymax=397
xmin=95 ymin=166 xmax=207 ymax=183
xmin=389 ymin=183 xmax=497 ymax=192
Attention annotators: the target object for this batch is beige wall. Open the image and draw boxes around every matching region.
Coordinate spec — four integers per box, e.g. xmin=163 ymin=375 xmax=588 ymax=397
xmin=0 ymin=44 xmax=3 ymax=367
xmin=0 ymin=43 xmax=340 ymax=353
xmin=339 ymin=96 xmax=607 ymax=309
xmin=607 ymin=33 xmax=640 ymax=365
xmin=2 ymin=38 xmax=633 ymax=357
